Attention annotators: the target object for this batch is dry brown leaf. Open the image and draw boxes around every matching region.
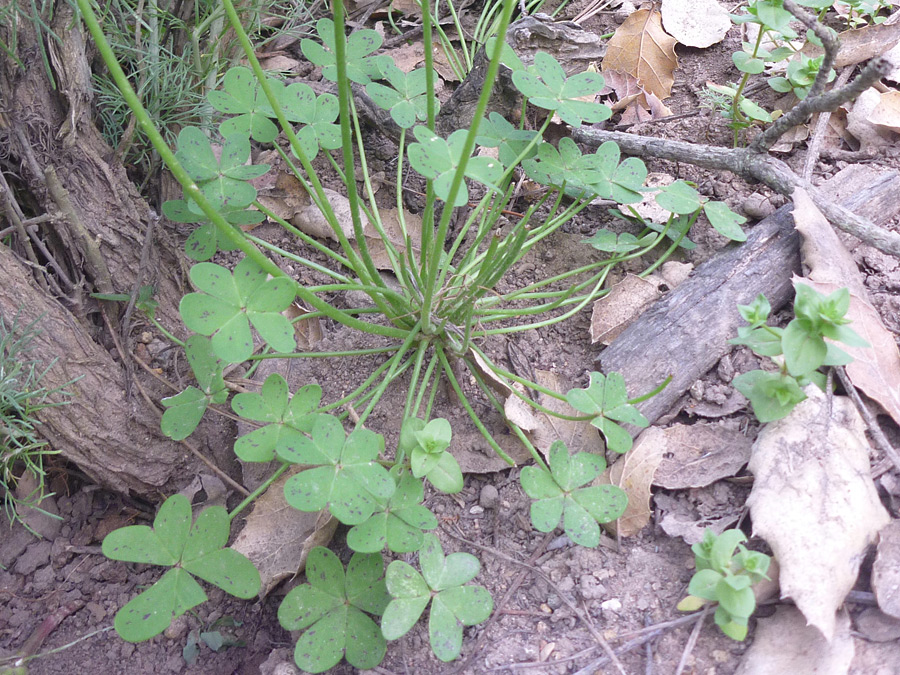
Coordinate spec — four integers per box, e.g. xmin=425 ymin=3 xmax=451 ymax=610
xmin=792 ymin=189 xmax=900 ymax=426
xmin=257 ymin=55 xmax=301 ymax=73
xmin=847 ymin=88 xmax=897 ymax=150
xmin=652 ymin=423 xmax=753 ymax=489
xmin=598 ymin=428 xmax=664 ymax=537
xmin=873 ymin=520 xmax=900 ymax=619
xmin=868 ymin=89 xmax=900 ymax=133
xmin=283 ymin=301 xmax=323 ymax=350
xmin=590 ymin=274 xmax=663 ymax=345
xmin=381 ymin=42 xmax=426 ymax=72
xmin=659 ymin=261 xmax=692 ymax=288
xmin=231 ymin=468 xmax=338 ymax=597
xmin=360 ymin=208 xmax=422 ymax=270
xmin=661 ymin=0 xmax=730 ymax=48
xmin=803 ymin=20 xmax=900 ymax=68
xmin=603 ymin=68 xmax=674 ymax=124
xmin=602 ymin=8 xmax=678 ymax=102
xmin=734 ymin=606 xmax=854 ymax=674
xmin=747 ymin=386 xmax=890 ymax=640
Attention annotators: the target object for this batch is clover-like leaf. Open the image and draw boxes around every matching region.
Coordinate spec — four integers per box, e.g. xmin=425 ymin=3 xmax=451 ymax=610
xmin=520 ymin=441 xmax=626 ymax=547
xmin=475 ymin=111 xmax=538 ymax=167
xmin=733 ymin=370 xmax=806 ymax=423
xmin=163 ymin=200 xmax=265 ymax=262
xmin=207 ymin=66 xmax=283 ymax=142
xmin=566 ymin=372 xmax=649 ymax=453
xmin=512 ymin=52 xmax=611 ymax=126
xmin=160 ymin=336 xmax=228 ymax=440
xmin=278 ymin=547 xmax=388 ymax=673
xmin=655 ymin=180 xmax=702 ymax=215
xmin=407 ymin=126 xmax=503 ymax=207
xmin=366 ymin=65 xmax=435 ymax=129
xmin=174 ymin=127 xmax=269 ymax=210
xmin=103 ymin=495 xmax=261 ymax=643
xmin=301 ymin=18 xmax=384 ymax=84
xmin=283 ymin=423 xmax=395 ymax=525
xmin=582 ymin=229 xmax=656 ymax=254
xmin=279 ymin=83 xmax=342 ymax=159
xmin=179 ymin=256 xmax=297 ymax=363
xmin=230 ymin=374 xmax=323 ymax=462
xmin=382 ymin=534 xmax=492 ymax=661
xmin=704 ymin=201 xmax=747 ymax=242
xmin=347 ymin=473 xmax=437 ymax=553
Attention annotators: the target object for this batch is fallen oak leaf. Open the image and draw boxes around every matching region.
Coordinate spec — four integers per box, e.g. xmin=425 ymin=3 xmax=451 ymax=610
xmin=602 ymin=8 xmax=679 ymax=102
xmin=596 ymin=426 xmax=663 ymax=537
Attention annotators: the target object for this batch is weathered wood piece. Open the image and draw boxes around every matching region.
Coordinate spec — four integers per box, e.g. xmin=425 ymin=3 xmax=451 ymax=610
xmin=597 ymin=166 xmax=900 ymax=427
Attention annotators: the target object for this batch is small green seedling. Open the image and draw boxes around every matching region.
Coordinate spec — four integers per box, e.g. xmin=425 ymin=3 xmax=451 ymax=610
xmin=730 ymin=284 xmax=868 ymax=422
xmin=399 ymin=416 xmax=464 ymax=494
xmin=678 ymin=528 xmax=771 ymax=641
xmin=566 ymin=371 xmax=650 ymax=453
xmin=160 ymin=336 xmax=227 ymax=440
xmin=520 ymin=440 xmax=627 ymax=547
xmin=381 ymin=533 xmax=493 ymax=662
xmin=102 ymin=494 xmax=260 ymax=642
xmin=278 ymin=547 xmax=390 ymax=673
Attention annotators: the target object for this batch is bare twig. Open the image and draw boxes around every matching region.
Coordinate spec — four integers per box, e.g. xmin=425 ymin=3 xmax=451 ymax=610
xmin=674 ymin=606 xmax=710 ymax=675
xmin=803 ymin=67 xmax=854 ymax=181
xmin=835 ymin=366 xmax=900 ymax=472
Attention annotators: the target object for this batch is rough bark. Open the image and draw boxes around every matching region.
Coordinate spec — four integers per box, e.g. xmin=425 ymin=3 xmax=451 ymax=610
xmin=597 ymin=165 xmax=900 ymax=427
xmin=0 ymin=244 xmax=186 ymax=494
xmin=0 ymin=0 xmax=191 ymax=494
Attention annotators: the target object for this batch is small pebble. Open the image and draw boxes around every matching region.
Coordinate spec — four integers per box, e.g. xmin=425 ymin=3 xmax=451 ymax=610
xmin=600 ymin=598 xmax=622 ymax=612
xmin=469 ymin=505 xmax=485 ymax=515
xmin=479 ymin=484 xmax=500 ymax=509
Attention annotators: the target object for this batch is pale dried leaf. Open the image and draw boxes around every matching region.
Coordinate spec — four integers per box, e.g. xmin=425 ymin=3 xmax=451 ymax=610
xmin=792 ymin=189 xmax=900 ymax=426
xmin=257 ymin=55 xmax=302 ymax=73
xmin=598 ymin=428 xmax=664 ymax=536
xmin=590 ymin=274 xmax=663 ymax=344
xmin=747 ymin=387 xmax=890 ymax=640
xmin=360 ymin=208 xmax=422 ymax=270
xmin=232 ymin=468 xmax=338 ymax=597
xmin=659 ymin=261 xmax=692 ymax=288
xmin=432 ymin=42 xmax=461 ymax=82
xmin=390 ymin=0 xmax=421 ymax=17
xmin=284 ymin=301 xmax=323 ymax=350
xmin=770 ymin=123 xmax=810 ymax=153
xmin=847 ymin=88 xmax=897 ymax=150
xmin=255 ymin=170 xmax=311 ymax=224
xmin=382 ymin=42 xmax=426 ymax=72
xmin=803 ymin=20 xmax=900 ymax=68
xmin=734 ymin=606 xmax=854 ymax=675
xmin=661 ymin=0 xmax=730 ymax=48
xmin=652 ymin=423 xmax=753 ymax=489
xmin=14 ymin=470 xmax=60 ymax=540
xmin=874 ymin=521 xmax=900 ymax=619
xmin=658 ymin=511 xmax=740 ymax=545
xmin=602 ymin=8 xmax=679 ymax=101
xmin=292 ymin=187 xmax=356 ymax=242
xmin=631 ymin=172 xmax=675 ymax=223
xmin=868 ymin=90 xmax=900 ymax=133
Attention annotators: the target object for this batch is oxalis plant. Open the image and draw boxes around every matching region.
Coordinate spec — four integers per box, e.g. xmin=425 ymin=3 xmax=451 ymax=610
xmin=77 ymin=0 xmax=749 ymax=667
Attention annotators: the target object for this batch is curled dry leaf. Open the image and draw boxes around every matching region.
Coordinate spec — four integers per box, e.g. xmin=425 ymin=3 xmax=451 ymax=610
xmin=802 ymin=19 xmax=900 ymax=68
xmin=793 ymin=188 xmax=900 ymax=426
xmin=597 ymin=427 xmax=664 ymax=537
xmin=747 ymin=386 xmax=890 ymax=641
xmin=661 ymin=0 xmax=730 ymax=49
xmin=868 ymin=90 xmax=900 ymax=133
xmin=360 ymin=207 xmax=422 ymax=270
xmin=847 ymin=88 xmax=897 ymax=151
xmin=283 ymin=301 xmax=323 ymax=351
xmin=602 ymin=8 xmax=678 ymax=102
xmin=590 ymin=274 xmax=663 ymax=345
xmin=602 ymin=70 xmax=673 ymax=123
xmin=734 ymin=606 xmax=854 ymax=675
xmin=231 ymin=467 xmax=338 ymax=597
xmin=873 ymin=520 xmax=900 ymax=619
xmin=652 ymin=422 xmax=753 ymax=489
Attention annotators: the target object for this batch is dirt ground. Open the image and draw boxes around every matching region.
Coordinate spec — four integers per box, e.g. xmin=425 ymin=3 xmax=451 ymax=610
xmin=3 ymin=2 xmax=900 ymax=674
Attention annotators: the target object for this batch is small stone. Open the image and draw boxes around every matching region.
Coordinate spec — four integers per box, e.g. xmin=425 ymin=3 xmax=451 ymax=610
xmin=14 ymin=541 xmax=52 ymax=575
xmin=600 ymin=598 xmax=622 ymax=612
xmin=469 ymin=505 xmax=485 ymax=515
xmin=741 ymin=194 xmax=776 ymax=220
xmin=856 ymin=608 xmax=900 ymax=642
xmin=140 ymin=332 xmax=153 ymax=344
xmin=85 ymin=601 xmax=106 ymax=622
xmin=479 ymin=484 xmax=500 ymax=510
xmin=164 ymin=614 xmax=189 ymax=640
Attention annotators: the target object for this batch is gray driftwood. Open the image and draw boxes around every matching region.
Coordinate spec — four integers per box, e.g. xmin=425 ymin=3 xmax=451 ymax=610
xmin=597 ymin=166 xmax=900 ymax=428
